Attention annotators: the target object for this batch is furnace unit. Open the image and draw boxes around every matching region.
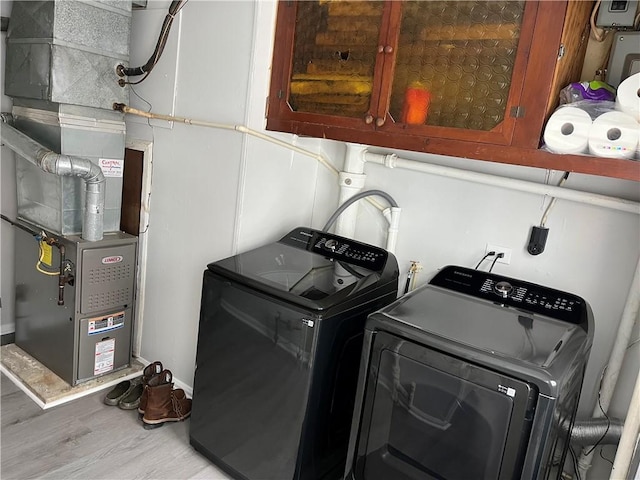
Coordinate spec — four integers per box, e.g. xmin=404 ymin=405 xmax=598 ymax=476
xmin=14 ymin=221 xmax=137 ymax=386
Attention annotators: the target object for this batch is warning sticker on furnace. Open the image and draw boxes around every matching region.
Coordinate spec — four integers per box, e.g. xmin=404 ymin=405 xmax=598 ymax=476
xmin=88 ymin=311 xmax=125 ymax=335
xmin=94 ymin=338 xmax=115 ymax=375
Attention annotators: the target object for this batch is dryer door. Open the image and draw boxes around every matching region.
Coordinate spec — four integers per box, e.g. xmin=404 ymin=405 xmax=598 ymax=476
xmin=353 ymin=331 xmax=538 ymax=480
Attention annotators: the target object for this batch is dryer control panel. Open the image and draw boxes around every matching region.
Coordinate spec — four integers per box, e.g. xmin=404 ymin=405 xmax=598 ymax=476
xmin=280 ymin=227 xmax=389 ymax=272
xmin=429 ymin=265 xmax=589 ymax=328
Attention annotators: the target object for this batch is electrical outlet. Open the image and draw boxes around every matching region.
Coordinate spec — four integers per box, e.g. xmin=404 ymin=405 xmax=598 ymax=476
xmin=486 ymin=243 xmax=512 ymax=265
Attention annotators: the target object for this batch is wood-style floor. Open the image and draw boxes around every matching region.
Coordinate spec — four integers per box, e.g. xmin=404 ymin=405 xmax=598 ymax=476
xmin=0 ymin=373 xmax=233 ymax=479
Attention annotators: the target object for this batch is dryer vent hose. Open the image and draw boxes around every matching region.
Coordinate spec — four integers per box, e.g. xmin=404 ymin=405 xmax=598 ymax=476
xmin=570 ymin=418 xmax=624 ymax=446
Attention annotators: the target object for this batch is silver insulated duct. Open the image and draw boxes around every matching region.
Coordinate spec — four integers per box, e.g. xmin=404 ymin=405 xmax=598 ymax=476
xmin=1 ymin=122 xmax=106 ymax=241
xmin=3 ymin=0 xmax=131 ymax=240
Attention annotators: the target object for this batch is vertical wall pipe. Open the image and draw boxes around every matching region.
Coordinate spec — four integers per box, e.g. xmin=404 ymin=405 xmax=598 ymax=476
xmin=339 ymin=144 xmax=404 ymax=253
xmin=578 ymin=257 xmax=640 ymax=478
xmin=1 ymin=122 xmax=106 ymax=241
xmin=610 ymin=367 xmax=640 ymax=479
xmin=384 ymin=207 xmax=402 ymax=254
xmin=335 ymin=143 xmax=368 ymax=239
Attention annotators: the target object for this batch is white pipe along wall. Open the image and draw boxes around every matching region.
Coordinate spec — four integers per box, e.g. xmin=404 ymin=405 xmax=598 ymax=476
xmin=117 ymin=105 xmax=400 ymax=250
xmin=363 ymin=151 xmax=640 ymax=215
xmin=610 ymin=364 xmax=640 ymax=479
xmin=578 ymin=257 xmax=640 ymax=478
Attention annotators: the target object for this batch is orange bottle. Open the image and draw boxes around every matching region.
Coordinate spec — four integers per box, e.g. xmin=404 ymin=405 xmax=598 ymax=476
xmin=401 ymin=83 xmax=431 ymax=125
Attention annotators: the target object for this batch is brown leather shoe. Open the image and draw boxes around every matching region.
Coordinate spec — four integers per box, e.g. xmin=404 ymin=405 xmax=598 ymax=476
xmin=137 ymin=361 xmax=164 ymax=415
xmin=142 ymin=373 xmax=191 ymax=429
xmin=142 ymin=361 xmax=163 ymax=383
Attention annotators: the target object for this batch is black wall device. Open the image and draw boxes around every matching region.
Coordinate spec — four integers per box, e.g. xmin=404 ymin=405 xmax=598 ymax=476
xmin=527 ymin=226 xmax=549 ymax=255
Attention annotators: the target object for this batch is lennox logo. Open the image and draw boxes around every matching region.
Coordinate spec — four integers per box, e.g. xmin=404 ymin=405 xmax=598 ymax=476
xmin=102 ymin=255 xmax=123 ymax=265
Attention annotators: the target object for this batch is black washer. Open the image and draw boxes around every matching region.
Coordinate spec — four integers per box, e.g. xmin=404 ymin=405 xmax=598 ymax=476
xmin=190 ymin=227 xmax=399 ymax=480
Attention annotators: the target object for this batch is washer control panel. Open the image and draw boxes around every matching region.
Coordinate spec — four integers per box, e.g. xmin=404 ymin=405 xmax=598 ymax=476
xmin=430 ymin=265 xmax=589 ymax=328
xmin=281 ymin=227 xmax=388 ymax=272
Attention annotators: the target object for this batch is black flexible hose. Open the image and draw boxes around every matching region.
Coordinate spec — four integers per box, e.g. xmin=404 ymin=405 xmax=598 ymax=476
xmin=118 ymin=0 xmax=186 ymax=78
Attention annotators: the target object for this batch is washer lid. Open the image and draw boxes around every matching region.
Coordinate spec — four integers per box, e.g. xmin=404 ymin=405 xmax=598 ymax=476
xmin=207 ymin=227 xmax=398 ymax=310
xmin=383 ymin=286 xmax=587 ymax=368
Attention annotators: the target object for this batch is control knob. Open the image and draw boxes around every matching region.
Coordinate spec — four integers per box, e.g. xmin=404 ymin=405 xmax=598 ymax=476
xmin=324 ymin=239 xmax=338 ymax=252
xmin=494 ymin=281 xmax=513 ymax=298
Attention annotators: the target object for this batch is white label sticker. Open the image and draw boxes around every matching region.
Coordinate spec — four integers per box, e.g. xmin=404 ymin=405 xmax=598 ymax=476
xmin=94 ymin=338 xmax=116 ymax=375
xmin=88 ymin=311 xmax=125 ymax=336
xmin=99 ymin=158 xmax=124 ymax=177
xmin=498 ymin=384 xmax=517 ymax=397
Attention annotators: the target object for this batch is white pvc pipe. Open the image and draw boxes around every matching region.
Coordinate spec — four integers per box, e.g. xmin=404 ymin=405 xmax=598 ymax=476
xmin=334 ymin=144 xmax=369 ymax=239
xmin=597 ymin=257 xmax=640 ymax=410
xmin=610 ymin=366 xmax=640 ymax=479
xmin=117 ymin=104 xmax=341 ymax=177
xmin=364 ymin=152 xmax=640 ymax=215
xmin=384 ymin=207 xmax=402 ymax=254
xmin=335 ymin=172 xmax=367 ymax=240
xmin=578 ymin=257 xmax=640 ymax=478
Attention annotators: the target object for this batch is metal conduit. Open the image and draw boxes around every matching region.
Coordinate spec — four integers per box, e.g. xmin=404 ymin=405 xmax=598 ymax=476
xmin=1 ymin=121 xmax=106 ymax=241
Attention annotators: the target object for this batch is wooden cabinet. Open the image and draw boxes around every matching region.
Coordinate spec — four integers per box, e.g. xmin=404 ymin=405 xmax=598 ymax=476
xmin=266 ymin=0 xmax=640 ymax=182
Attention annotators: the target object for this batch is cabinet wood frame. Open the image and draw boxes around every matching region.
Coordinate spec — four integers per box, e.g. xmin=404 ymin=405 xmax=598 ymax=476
xmin=266 ymin=0 xmax=640 ymax=182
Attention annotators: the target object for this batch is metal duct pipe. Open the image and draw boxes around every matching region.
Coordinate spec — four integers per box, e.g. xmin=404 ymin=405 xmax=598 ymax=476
xmin=1 ymin=121 xmax=105 ymax=241
xmin=570 ymin=418 xmax=625 ymax=446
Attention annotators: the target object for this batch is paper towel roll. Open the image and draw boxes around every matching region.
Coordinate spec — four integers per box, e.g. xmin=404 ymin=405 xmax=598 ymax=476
xmin=543 ymin=106 xmax=592 ymax=154
xmin=615 ymin=72 xmax=640 ymax=122
xmin=588 ymin=111 xmax=639 ymax=159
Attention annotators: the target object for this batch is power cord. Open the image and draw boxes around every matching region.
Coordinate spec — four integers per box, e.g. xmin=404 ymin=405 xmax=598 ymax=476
xmin=540 ymin=172 xmax=570 ymax=228
xmin=488 ymin=252 xmax=505 ymax=273
xmin=569 ymin=445 xmax=582 ymax=480
xmin=475 ymin=251 xmax=496 ymax=269
xmin=528 ymin=172 xmax=569 ymax=256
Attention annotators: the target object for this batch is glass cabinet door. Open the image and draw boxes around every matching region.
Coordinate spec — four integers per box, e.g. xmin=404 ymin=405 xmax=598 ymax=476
xmin=287 ymin=0 xmax=528 ymax=130
xmin=287 ymin=1 xmax=386 ymax=119
xmin=387 ymin=1 xmax=527 ymax=132
xmin=382 ymin=0 xmax=525 ymax=131
xmin=274 ymin=0 xmax=540 ymax=144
